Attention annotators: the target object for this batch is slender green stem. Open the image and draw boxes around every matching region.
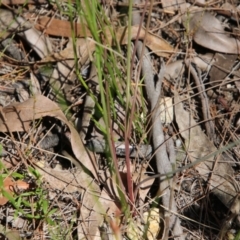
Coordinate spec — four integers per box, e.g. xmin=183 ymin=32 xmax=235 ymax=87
xmin=124 ymin=0 xmax=134 ymax=206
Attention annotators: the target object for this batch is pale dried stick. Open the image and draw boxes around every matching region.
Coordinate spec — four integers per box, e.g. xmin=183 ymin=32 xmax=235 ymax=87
xmin=132 ymin=1 xmax=184 ymax=238
xmin=185 ymin=59 xmax=215 ymax=140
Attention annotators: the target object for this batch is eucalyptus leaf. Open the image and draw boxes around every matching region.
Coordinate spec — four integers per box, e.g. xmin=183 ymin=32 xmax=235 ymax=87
xmin=183 ymin=10 xmax=240 ymax=54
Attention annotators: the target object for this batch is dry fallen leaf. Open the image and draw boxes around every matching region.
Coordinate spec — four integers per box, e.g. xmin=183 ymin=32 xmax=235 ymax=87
xmin=41 ymin=37 xmax=94 ymax=64
xmin=174 ymin=92 xmax=238 ymax=210
xmin=28 ymin=15 xmax=92 ymax=38
xmin=209 ymin=53 xmax=237 ymax=86
xmin=164 ymin=54 xmax=214 ymax=84
xmin=113 ymin=26 xmax=174 ymax=57
xmin=40 ymin=25 xmax=174 ymax=61
xmin=183 ymin=11 xmax=240 ymax=54
xmin=0 ymin=224 xmax=21 ymax=240
xmin=38 ymin=25 xmax=173 ymax=104
xmin=216 ymin=2 xmax=240 ymax=20
xmin=0 ymin=9 xmax=52 ymax=58
xmin=0 ymin=177 xmax=29 ymax=205
xmin=0 ymin=95 xmax=97 ymax=177
xmin=37 ymin=166 xmax=89 ymax=193
xmin=37 ymin=155 xmax=109 ymax=240
xmin=21 ymin=28 xmax=53 ymax=58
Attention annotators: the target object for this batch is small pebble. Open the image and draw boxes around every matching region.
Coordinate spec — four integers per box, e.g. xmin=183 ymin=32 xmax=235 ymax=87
xmin=175 ymin=138 xmax=182 ymax=148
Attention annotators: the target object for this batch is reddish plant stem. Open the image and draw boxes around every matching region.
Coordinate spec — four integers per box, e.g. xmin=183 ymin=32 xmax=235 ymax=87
xmin=123 ymin=3 xmax=148 ymax=209
xmin=124 ymin=0 xmax=149 ymax=208
xmin=105 ymin=81 xmax=126 ymax=199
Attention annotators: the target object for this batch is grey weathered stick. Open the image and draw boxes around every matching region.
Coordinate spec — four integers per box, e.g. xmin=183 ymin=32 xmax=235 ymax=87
xmin=132 ymin=1 xmax=184 ymax=238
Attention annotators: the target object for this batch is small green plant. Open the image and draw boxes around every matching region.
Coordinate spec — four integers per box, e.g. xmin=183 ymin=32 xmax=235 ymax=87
xmin=1 ymin=166 xmax=57 ymax=226
xmin=234 ymin=231 xmax=240 ymax=240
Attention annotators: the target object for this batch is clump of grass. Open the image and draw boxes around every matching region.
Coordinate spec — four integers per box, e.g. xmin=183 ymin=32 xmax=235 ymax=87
xmin=66 ymin=0 xmax=150 ymax=235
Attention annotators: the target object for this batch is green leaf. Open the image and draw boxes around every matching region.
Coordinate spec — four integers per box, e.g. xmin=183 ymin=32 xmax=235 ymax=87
xmin=11 ymin=172 xmax=24 ymax=179
xmin=2 ymin=190 xmax=17 ymax=207
xmin=48 ymin=208 xmax=58 ymax=216
xmin=46 ymin=217 xmax=55 ymax=226
xmin=28 ymin=166 xmax=41 ymax=179
xmin=234 ymin=231 xmax=240 ymax=240
xmin=25 ymin=213 xmax=41 ymax=219
xmin=0 ymin=144 xmax=3 ymax=156
xmin=0 ymin=175 xmax=3 ymax=188
xmin=42 ymin=199 xmax=49 ymax=215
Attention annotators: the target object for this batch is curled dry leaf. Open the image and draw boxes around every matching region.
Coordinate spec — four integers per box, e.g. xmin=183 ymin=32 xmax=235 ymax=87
xmin=164 ymin=54 xmax=214 ymax=83
xmin=37 ymin=166 xmax=90 ymax=193
xmin=0 ymin=95 xmax=97 ymax=177
xmin=40 ymin=25 xmax=174 ymax=62
xmin=216 ymin=2 xmax=240 ymax=20
xmin=183 ymin=11 xmax=240 ymax=54
xmin=21 ymin=28 xmax=53 ymax=58
xmin=113 ymin=26 xmax=174 ymax=57
xmin=0 ymin=177 xmax=29 ymax=205
xmin=41 ymin=38 xmax=95 ymax=64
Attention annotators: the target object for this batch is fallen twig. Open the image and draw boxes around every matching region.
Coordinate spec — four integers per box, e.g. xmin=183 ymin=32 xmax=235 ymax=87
xmin=132 ymin=0 xmax=184 ymax=238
